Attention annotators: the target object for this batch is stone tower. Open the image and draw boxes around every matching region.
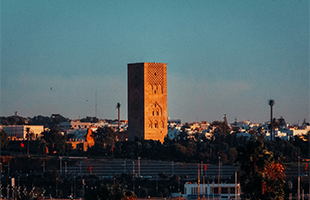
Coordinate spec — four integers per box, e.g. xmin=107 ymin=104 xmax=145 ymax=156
xmin=127 ymin=62 xmax=167 ymax=142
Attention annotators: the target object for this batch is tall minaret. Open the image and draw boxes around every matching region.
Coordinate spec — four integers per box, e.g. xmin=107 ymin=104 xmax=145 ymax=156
xmin=127 ymin=62 xmax=167 ymax=142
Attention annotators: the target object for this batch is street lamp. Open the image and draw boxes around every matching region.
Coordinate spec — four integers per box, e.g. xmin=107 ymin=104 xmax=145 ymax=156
xmin=268 ymin=99 xmax=275 ymax=141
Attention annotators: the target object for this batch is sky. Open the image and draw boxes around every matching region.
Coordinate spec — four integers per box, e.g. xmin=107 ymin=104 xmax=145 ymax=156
xmin=1 ymin=0 xmax=309 ymax=124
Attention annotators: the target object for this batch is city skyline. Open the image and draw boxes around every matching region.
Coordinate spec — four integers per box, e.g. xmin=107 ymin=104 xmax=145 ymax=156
xmin=1 ymin=0 xmax=309 ymax=124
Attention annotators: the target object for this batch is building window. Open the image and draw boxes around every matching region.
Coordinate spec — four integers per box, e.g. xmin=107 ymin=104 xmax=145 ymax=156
xmin=222 ymin=187 xmax=228 ymax=194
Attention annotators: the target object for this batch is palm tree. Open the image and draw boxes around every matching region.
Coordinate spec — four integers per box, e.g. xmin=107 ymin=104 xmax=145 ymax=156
xmin=116 ymin=102 xmax=121 ymax=132
xmin=268 ymin=99 xmax=275 ymax=141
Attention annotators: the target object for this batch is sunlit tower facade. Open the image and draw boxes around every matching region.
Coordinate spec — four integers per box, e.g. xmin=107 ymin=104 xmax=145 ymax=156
xmin=127 ymin=62 xmax=167 ymax=143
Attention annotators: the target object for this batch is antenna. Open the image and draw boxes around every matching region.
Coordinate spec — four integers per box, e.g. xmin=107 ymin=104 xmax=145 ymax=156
xmin=95 ymin=90 xmax=97 ymax=118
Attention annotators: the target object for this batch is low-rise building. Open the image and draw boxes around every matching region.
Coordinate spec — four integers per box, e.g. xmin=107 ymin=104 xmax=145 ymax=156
xmin=183 ymin=182 xmax=241 ymax=200
xmin=66 ymin=128 xmax=95 ymax=151
xmin=59 ymin=120 xmax=93 ymax=132
xmin=0 ymin=125 xmax=44 ymax=140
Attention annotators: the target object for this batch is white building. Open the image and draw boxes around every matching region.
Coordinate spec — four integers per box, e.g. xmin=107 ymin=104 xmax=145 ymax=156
xmin=0 ymin=125 xmax=44 ymax=140
xmin=59 ymin=120 xmax=93 ymax=132
xmin=265 ymin=127 xmax=310 ymax=140
xmin=167 ymin=126 xmax=181 ymax=139
xmin=183 ymin=182 xmax=241 ymax=200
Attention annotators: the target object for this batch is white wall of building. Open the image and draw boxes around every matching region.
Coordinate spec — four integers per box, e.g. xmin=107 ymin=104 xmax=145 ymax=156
xmin=0 ymin=125 xmax=44 ymax=140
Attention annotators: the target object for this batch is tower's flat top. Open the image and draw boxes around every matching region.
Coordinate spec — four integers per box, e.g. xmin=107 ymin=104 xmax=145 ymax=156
xmin=128 ymin=62 xmax=166 ymax=65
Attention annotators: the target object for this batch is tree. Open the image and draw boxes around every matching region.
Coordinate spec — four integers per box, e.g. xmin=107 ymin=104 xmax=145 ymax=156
xmin=236 ymin=137 xmax=284 ymax=200
xmin=278 ymin=116 xmax=286 ymax=130
xmin=41 ymin=127 xmax=66 ymax=154
xmin=38 ymin=139 xmax=48 ymax=156
xmin=90 ymin=127 xmax=116 ymax=157
xmin=1 ymin=129 xmax=9 ymax=149
xmin=92 ymin=127 xmax=116 ymax=146
xmin=210 ymin=121 xmax=231 ymax=143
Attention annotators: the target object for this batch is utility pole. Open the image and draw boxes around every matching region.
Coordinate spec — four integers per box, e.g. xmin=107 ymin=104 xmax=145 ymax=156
xmin=113 ymin=172 xmax=115 ymax=200
xmin=198 ymin=164 xmax=200 ymax=200
xmin=235 ymin=171 xmax=237 ymax=200
xmin=201 ymin=161 xmax=204 ymax=200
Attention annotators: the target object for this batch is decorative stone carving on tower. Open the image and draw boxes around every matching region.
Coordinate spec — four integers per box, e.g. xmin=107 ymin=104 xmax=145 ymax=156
xmin=128 ymin=62 xmax=167 ymax=142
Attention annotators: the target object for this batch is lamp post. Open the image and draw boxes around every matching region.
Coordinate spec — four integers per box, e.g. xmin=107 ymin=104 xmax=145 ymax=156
xmin=198 ymin=164 xmax=200 ymax=200
xmin=59 ymin=157 xmax=62 ymax=176
xmin=132 ymin=161 xmax=135 ymax=193
xmin=0 ymin=162 xmax=2 ymax=199
xmin=235 ymin=171 xmax=238 ymax=200
xmin=138 ymin=157 xmax=140 ymax=178
xmin=65 ymin=162 xmax=67 ymax=177
xmin=298 ymin=156 xmax=300 ymax=200
xmin=116 ymin=102 xmax=121 ymax=132
xmin=218 ymin=156 xmax=221 ymax=200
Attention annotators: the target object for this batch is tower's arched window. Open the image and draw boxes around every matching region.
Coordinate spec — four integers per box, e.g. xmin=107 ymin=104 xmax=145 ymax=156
xmin=158 ymin=84 xmax=162 ymax=94
xmin=155 ymin=121 xmax=158 ymax=129
xmin=149 ymin=84 xmax=153 ymax=93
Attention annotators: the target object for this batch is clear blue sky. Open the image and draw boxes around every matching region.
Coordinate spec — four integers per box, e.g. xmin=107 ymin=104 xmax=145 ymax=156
xmin=1 ymin=0 xmax=309 ymax=124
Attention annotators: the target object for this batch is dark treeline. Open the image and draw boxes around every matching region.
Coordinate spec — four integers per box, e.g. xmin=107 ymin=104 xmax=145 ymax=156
xmin=1 ymin=120 xmax=308 ymax=164
xmin=88 ymin=123 xmax=309 ymax=165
